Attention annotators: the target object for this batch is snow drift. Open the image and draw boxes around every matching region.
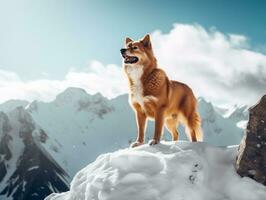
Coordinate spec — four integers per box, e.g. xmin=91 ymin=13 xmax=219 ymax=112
xmin=45 ymin=142 xmax=266 ymax=200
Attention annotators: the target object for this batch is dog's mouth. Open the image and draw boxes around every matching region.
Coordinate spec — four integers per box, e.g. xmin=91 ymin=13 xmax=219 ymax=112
xmin=123 ymin=55 xmax=139 ymax=64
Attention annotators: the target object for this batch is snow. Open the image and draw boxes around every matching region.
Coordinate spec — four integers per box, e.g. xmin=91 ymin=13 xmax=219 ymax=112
xmin=45 ymin=141 xmax=266 ymax=200
xmin=236 ymin=120 xmax=248 ymax=129
xmin=27 ymin=166 xmax=40 ymax=171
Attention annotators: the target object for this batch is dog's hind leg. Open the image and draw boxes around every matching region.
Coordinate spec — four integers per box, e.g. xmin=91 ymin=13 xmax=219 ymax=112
xmin=165 ymin=118 xmax=179 ymax=141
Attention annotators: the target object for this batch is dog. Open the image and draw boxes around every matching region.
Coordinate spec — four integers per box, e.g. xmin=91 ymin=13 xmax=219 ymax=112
xmin=120 ymin=34 xmax=203 ymax=147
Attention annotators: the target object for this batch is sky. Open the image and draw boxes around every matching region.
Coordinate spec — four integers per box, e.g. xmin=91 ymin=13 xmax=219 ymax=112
xmin=0 ymin=0 xmax=266 ymax=106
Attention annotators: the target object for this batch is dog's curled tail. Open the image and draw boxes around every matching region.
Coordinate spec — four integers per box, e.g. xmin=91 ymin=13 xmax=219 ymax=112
xmin=187 ymin=111 xmax=203 ymax=142
xmin=194 ymin=112 xmax=203 ymax=141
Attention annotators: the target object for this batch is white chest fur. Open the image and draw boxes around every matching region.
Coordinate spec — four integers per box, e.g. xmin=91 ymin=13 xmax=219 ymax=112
xmin=126 ymin=65 xmax=145 ymax=107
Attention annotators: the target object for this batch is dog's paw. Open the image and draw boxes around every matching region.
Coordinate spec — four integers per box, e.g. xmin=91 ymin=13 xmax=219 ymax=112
xmin=130 ymin=141 xmax=144 ymax=148
xmin=148 ymin=139 xmax=160 ymax=146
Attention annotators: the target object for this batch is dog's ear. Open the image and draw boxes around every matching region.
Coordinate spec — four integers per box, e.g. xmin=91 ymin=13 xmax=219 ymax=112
xmin=125 ymin=37 xmax=133 ymax=45
xmin=141 ymin=34 xmax=151 ymax=48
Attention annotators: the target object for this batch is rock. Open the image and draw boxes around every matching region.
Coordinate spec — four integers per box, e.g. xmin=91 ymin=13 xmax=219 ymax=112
xmin=236 ymin=95 xmax=266 ymax=185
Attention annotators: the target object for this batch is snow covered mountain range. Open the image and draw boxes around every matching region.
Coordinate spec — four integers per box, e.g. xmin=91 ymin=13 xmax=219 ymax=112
xmin=0 ymin=87 xmax=248 ymax=200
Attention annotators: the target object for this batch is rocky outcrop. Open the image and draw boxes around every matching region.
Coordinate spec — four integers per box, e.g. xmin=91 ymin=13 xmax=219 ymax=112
xmin=236 ymin=95 xmax=266 ymax=185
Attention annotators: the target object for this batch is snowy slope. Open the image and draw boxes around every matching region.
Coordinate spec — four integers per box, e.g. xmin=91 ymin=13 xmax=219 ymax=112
xmin=45 ymin=141 xmax=266 ymax=200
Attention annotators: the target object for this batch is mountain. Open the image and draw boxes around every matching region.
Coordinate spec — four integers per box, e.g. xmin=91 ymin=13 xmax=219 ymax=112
xmin=197 ymin=98 xmax=245 ymax=146
xmin=0 ymin=87 xmax=248 ymax=199
xmin=0 ymin=100 xmax=29 ymax=113
xmin=226 ymin=105 xmax=248 ymax=122
xmin=45 ymin=142 xmax=266 ymax=200
xmin=27 ymin=88 xmax=131 ymax=177
xmin=225 ymin=105 xmax=249 ymax=129
xmin=0 ymin=107 xmax=69 ymax=200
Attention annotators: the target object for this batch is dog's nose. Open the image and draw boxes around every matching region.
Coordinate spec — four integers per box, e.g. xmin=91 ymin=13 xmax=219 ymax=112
xmin=120 ymin=48 xmax=126 ymax=55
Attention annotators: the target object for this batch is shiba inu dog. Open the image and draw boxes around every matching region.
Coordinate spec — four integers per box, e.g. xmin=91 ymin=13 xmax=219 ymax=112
xmin=120 ymin=34 xmax=203 ymax=147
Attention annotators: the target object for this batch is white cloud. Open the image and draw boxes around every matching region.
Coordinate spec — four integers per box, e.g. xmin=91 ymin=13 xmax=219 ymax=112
xmin=151 ymin=24 xmax=266 ymax=105
xmin=0 ymin=23 xmax=265 ymax=106
xmin=0 ymin=61 xmax=127 ymax=103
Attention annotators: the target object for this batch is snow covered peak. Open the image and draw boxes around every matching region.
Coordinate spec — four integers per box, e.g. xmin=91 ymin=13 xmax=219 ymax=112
xmin=46 ymin=142 xmax=266 ymax=200
xmin=196 ymin=97 xmax=244 ymax=145
xmin=198 ymin=97 xmax=216 ymax=122
xmin=55 ymin=87 xmax=91 ymax=104
xmin=198 ymin=97 xmax=214 ymax=110
xmin=53 ymin=87 xmax=113 ymax=115
xmin=26 ymin=87 xmax=114 ymax=119
xmin=226 ymin=105 xmax=248 ymax=121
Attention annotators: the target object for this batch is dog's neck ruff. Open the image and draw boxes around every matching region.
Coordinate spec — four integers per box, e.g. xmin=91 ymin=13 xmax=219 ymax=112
xmin=126 ymin=65 xmax=145 ymax=107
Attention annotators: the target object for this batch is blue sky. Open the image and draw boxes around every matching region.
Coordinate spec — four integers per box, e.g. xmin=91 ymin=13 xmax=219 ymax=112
xmin=0 ymin=0 xmax=265 ymax=106
xmin=0 ymin=0 xmax=266 ymax=80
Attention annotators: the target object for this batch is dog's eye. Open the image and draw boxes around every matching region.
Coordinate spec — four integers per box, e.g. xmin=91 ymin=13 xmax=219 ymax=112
xmin=133 ymin=46 xmax=138 ymax=50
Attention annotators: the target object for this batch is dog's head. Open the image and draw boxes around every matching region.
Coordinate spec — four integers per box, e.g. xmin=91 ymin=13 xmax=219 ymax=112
xmin=120 ymin=34 xmax=156 ymax=66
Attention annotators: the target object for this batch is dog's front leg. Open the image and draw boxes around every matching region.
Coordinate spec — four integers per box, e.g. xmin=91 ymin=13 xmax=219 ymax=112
xmin=149 ymin=107 xmax=165 ymax=145
xmin=131 ymin=107 xmax=147 ymax=148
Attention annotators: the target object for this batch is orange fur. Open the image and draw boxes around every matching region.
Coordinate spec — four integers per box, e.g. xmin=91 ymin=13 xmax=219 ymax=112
xmin=120 ymin=34 xmax=203 ymax=147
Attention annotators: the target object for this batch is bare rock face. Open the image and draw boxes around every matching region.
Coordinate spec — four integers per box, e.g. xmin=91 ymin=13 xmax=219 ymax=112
xmin=236 ymin=95 xmax=266 ymax=185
